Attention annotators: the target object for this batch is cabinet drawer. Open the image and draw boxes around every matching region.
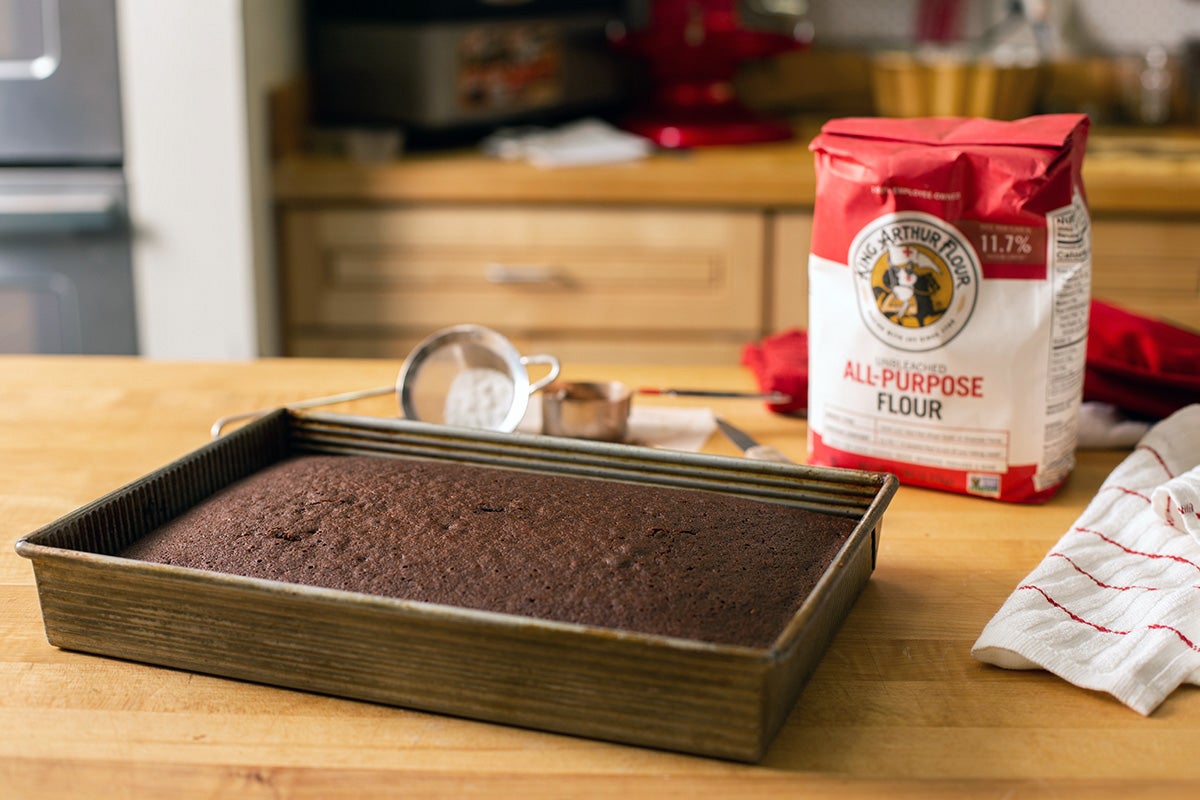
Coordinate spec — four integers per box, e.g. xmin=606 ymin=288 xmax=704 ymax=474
xmin=282 ymin=206 xmax=765 ymax=337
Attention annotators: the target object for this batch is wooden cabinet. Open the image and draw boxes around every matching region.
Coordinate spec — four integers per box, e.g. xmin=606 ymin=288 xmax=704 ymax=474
xmin=279 ymin=205 xmax=1199 ymax=365
xmin=273 ymin=135 xmax=1200 ymax=363
xmin=280 ymin=205 xmax=767 ymax=364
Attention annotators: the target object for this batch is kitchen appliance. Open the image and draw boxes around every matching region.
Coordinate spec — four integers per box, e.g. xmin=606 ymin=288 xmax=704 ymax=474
xmin=304 ymin=0 xmax=628 ymax=146
xmin=0 ymin=0 xmax=136 ymax=355
xmin=610 ymin=0 xmax=812 ymax=147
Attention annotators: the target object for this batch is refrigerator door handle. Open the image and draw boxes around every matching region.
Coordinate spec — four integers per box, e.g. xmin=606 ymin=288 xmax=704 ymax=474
xmin=0 ymin=192 xmax=121 ymax=235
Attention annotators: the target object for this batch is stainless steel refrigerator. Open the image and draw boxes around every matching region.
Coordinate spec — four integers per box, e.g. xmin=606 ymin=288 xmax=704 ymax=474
xmin=0 ymin=0 xmax=137 ymax=354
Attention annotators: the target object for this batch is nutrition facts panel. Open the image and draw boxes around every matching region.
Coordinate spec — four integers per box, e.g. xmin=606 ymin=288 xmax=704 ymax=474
xmin=1042 ymin=192 xmax=1092 ymax=486
xmin=821 ymin=405 xmax=1010 ymax=472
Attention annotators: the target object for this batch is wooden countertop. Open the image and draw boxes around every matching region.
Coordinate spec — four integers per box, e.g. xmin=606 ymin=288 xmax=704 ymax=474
xmin=3 ymin=357 xmax=1199 ymax=799
xmin=273 ymin=125 xmax=1200 ymax=215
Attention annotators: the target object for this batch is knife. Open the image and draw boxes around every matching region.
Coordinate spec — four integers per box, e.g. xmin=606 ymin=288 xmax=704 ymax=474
xmin=639 ymin=387 xmax=792 ymax=403
xmin=715 ymin=417 xmax=791 ymax=463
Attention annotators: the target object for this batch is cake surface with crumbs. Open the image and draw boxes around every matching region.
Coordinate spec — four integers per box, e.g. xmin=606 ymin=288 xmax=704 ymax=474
xmin=120 ymin=455 xmax=859 ymax=649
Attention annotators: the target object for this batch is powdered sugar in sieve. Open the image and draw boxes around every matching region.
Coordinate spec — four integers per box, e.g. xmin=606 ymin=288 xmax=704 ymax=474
xmin=443 ymin=367 xmax=516 ymax=429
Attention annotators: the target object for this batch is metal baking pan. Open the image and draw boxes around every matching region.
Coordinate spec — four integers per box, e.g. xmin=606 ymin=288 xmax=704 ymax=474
xmin=15 ymin=410 xmax=897 ymax=762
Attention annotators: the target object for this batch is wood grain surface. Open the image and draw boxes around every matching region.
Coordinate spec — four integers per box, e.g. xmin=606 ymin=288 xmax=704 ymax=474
xmin=3 ymin=357 xmax=1198 ymax=799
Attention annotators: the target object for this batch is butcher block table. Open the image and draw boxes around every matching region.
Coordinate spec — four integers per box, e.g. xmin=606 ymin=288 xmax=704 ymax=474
xmin=2 ymin=356 xmax=1197 ymax=799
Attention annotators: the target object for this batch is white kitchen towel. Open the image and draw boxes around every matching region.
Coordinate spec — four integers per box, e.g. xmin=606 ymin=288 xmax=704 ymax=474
xmin=972 ymin=404 xmax=1200 ymax=715
xmin=480 ymin=119 xmax=653 ymax=168
xmin=1075 ymin=401 xmax=1151 ymax=450
xmin=1153 ymin=465 xmax=1200 ymax=543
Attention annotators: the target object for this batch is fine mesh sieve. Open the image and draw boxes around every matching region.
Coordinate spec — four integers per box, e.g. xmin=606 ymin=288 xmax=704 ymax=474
xmin=396 ymin=324 xmax=560 ymax=432
xmin=210 ymin=324 xmax=560 ymax=438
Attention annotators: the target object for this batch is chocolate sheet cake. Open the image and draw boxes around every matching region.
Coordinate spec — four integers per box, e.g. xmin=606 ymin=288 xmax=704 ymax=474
xmin=121 ymin=455 xmax=858 ymax=649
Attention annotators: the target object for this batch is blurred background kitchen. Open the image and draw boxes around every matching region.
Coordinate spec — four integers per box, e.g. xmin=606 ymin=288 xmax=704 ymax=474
xmin=1 ymin=0 xmax=1197 ymax=363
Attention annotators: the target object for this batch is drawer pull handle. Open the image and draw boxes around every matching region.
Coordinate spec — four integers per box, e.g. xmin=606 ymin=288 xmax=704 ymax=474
xmin=485 ymin=263 xmax=567 ymax=286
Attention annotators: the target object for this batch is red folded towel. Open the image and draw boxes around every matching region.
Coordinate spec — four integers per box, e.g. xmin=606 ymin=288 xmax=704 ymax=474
xmin=743 ymin=301 xmax=1199 ymax=420
xmin=1085 ymin=300 xmax=1200 ymax=420
xmin=739 ymin=328 xmax=808 ymax=415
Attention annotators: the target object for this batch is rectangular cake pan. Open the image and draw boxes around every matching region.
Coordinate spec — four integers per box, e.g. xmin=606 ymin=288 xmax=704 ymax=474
xmin=16 ymin=410 xmax=897 ymax=762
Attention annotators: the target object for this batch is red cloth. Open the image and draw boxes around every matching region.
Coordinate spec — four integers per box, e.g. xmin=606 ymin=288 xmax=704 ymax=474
xmin=739 ymin=328 xmax=808 ymax=415
xmin=1085 ymin=300 xmax=1200 ymax=420
xmin=743 ymin=301 xmax=1200 ymax=420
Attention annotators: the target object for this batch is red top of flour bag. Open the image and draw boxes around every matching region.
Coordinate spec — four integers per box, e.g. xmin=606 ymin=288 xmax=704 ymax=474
xmin=810 ymin=115 xmax=1090 ymax=278
xmin=815 ymin=114 xmax=1088 ymax=148
xmin=805 ymin=115 xmax=1090 ymax=503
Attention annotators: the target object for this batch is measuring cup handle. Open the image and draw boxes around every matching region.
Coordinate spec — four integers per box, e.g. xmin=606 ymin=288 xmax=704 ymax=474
xmin=520 ymin=354 xmax=561 ymax=394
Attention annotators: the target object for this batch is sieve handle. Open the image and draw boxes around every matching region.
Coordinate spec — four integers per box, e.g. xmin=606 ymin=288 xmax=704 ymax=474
xmin=520 ymin=354 xmax=561 ymax=395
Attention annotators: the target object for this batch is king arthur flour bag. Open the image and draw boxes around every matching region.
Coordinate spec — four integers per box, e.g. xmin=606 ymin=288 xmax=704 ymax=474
xmin=807 ymin=115 xmax=1091 ymax=503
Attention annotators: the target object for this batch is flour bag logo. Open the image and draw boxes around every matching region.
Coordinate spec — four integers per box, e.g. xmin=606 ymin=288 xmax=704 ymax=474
xmin=849 ymin=211 xmax=979 ymax=352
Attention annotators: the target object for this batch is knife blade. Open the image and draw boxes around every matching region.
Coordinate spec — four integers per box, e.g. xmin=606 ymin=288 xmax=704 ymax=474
xmin=715 ymin=417 xmax=791 ymax=463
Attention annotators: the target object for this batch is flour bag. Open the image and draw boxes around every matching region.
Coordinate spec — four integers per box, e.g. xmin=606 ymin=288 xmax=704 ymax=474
xmin=807 ymin=115 xmax=1091 ymax=502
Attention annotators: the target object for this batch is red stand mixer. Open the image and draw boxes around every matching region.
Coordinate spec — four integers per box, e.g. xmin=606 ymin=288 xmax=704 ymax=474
xmin=610 ymin=0 xmax=813 ymax=148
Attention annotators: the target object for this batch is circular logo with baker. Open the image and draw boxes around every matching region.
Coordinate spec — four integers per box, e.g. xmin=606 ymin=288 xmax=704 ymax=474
xmin=848 ymin=211 xmax=979 ymax=352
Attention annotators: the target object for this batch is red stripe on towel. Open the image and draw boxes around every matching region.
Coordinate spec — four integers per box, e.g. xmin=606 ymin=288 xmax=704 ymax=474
xmin=1101 ymin=485 xmax=1152 ymax=503
xmin=1018 ymin=584 xmax=1129 ymax=634
xmin=1136 ymin=444 xmax=1175 ymax=479
xmin=1147 ymin=624 xmax=1200 ymax=651
xmin=1074 ymin=526 xmax=1200 ymax=572
xmin=1020 ymin=585 xmax=1200 ymax=652
xmin=1048 ymin=553 xmax=1160 ymax=591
